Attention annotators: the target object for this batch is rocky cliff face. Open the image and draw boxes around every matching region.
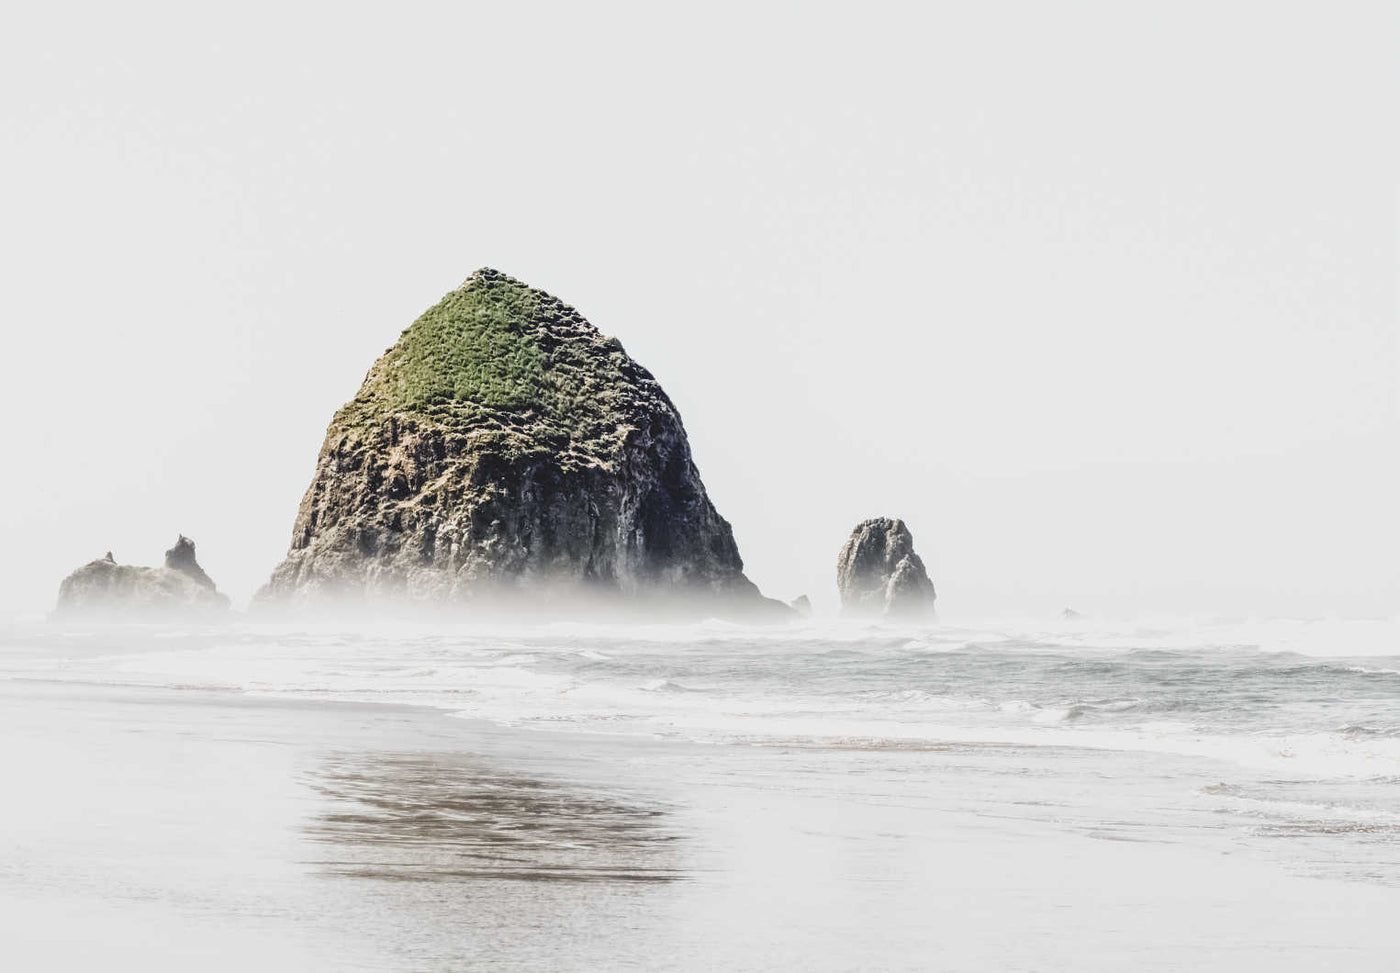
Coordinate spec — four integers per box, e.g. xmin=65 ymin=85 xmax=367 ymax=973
xmin=55 ymin=536 xmax=230 ymax=618
xmin=258 ymin=268 xmax=783 ymax=618
xmin=836 ymin=518 xmax=936 ymax=617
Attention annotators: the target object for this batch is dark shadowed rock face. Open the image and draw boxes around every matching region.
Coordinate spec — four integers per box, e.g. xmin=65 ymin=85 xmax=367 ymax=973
xmin=258 ymin=268 xmax=784 ymax=618
xmin=836 ymin=518 xmax=936 ymax=618
xmin=164 ymin=534 xmax=217 ymax=590
xmin=55 ymin=537 xmax=230 ymax=618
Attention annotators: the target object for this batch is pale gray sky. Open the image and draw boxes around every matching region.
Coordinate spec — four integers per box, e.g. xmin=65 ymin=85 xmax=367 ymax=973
xmin=1 ymin=1 xmax=1395 ymax=619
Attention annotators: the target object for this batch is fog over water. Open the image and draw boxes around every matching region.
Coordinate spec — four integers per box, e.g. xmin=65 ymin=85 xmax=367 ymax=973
xmin=1 ymin=2 xmax=1395 ymax=621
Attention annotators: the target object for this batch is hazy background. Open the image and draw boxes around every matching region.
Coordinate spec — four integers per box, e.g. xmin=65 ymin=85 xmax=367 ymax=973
xmin=1 ymin=1 xmax=1394 ymax=619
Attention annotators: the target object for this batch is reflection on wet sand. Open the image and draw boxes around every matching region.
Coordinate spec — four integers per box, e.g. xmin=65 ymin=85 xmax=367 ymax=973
xmin=303 ymin=751 xmax=682 ymax=883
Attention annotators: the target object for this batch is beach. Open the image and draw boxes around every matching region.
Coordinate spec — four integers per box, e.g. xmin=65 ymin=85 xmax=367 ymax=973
xmin=3 ymin=618 xmax=1400 ymax=970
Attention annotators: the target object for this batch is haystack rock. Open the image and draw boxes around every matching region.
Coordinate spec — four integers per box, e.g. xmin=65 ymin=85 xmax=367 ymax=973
xmin=55 ymin=535 xmax=230 ymax=618
xmin=836 ymin=518 xmax=936 ymax=617
xmin=257 ymin=268 xmax=786 ymax=619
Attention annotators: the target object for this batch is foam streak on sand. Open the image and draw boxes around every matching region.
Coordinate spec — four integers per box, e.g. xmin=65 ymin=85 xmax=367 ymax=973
xmin=3 ymin=615 xmax=1400 ymax=969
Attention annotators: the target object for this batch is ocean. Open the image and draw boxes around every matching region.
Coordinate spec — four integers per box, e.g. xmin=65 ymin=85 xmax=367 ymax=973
xmin=3 ymin=615 xmax=1399 ymax=969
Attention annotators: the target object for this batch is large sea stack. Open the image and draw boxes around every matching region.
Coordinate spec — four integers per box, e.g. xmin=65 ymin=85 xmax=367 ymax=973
xmin=836 ymin=518 xmax=937 ymax=618
xmin=258 ymin=268 xmax=784 ymax=618
xmin=55 ymin=535 xmax=230 ymax=618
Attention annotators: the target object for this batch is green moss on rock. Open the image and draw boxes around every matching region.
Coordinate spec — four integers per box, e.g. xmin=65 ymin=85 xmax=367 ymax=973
xmin=333 ymin=268 xmax=641 ymax=462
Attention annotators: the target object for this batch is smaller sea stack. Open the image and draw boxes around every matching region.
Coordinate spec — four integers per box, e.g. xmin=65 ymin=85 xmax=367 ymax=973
xmin=55 ymin=535 xmax=230 ymax=618
xmin=836 ymin=518 xmax=936 ymax=618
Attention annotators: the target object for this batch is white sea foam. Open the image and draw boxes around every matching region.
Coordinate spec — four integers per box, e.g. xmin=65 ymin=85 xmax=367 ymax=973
xmin=6 ymin=615 xmax=1400 ymax=783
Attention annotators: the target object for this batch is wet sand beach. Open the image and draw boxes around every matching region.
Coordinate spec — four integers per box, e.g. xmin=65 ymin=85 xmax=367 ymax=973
xmin=4 ymin=667 xmax=1400 ymax=971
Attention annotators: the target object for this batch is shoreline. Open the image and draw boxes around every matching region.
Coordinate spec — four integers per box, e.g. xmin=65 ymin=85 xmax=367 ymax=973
xmin=4 ymin=677 xmax=1400 ymax=970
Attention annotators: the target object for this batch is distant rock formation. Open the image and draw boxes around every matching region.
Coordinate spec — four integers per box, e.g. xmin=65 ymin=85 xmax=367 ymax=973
xmin=55 ymin=536 xmax=230 ymax=618
xmin=257 ymin=268 xmax=787 ymax=619
xmin=836 ymin=518 xmax=936 ymax=618
xmin=164 ymin=534 xmax=218 ymax=591
xmin=789 ymin=595 xmax=813 ymax=618
xmin=1060 ymin=607 xmax=1085 ymax=620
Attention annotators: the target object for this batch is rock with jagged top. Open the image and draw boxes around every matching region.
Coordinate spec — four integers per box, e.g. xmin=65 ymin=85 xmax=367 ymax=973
xmin=836 ymin=518 xmax=936 ymax=618
xmin=257 ymin=268 xmax=787 ymax=618
xmin=55 ymin=536 xmax=230 ymax=618
xmin=164 ymin=534 xmax=218 ymax=591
